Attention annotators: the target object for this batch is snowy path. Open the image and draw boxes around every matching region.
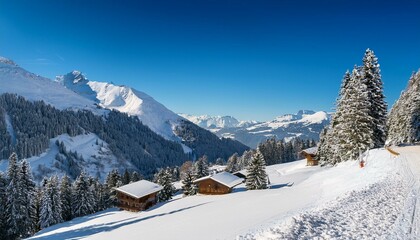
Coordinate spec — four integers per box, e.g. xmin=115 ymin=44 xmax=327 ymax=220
xmin=389 ymin=146 xmax=420 ymax=239
xmin=242 ymin=146 xmax=420 ymax=239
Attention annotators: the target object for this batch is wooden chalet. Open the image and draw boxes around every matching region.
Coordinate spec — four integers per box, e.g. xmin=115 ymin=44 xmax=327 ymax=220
xmin=301 ymin=147 xmax=319 ymax=166
xmin=114 ymin=180 xmax=163 ymax=212
xmin=193 ymin=172 xmax=243 ymax=195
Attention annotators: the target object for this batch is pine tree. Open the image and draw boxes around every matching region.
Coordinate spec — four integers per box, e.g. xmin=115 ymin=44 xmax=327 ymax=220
xmin=72 ymin=171 xmax=94 ymax=218
xmin=122 ymin=169 xmax=131 ymax=185
xmin=181 ymin=169 xmax=197 ymax=196
xmin=215 ymin=157 xmax=225 ymax=165
xmin=387 ymin=70 xmax=420 ymax=144
xmin=361 ymin=49 xmax=387 ymax=147
xmin=19 ymin=160 xmax=37 ymax=237
xmin=39 ymin=179 xmax=53 ymax=229
xmin=105 ymin=169 xmax=121 ymax=208
xmin=335 ymin=67 xmax=373 ymax=161
xmin=60 ymin=175 xmax=73 ymax=221
xmin=239 ymin=150 xmax=254 ymax=169
xmin=0 ymin=172 xmax=7 ymax=239
xmin=246 ymin=151 xmax=268 ymax=190
xmin=193 ymin=155 xmax=209 ymax=178
xmin=131 ymin=171 xmax=142 ymax=182
xmin=5 ymin=152 xmax=24 ymax=239
xmin=225 ymin=153 xmax=240 ymax=173
xmin=40 ymin=176 xmax=62 ymax=229
xmin=155 ymin=168 xmax=174 ymax=202
xmin=33 ymin=188 xmax=42 ymax=233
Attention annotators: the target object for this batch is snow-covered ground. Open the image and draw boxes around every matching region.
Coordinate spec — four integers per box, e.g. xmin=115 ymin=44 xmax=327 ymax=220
xmin=29 ymin=146 xmax=420 ymax=239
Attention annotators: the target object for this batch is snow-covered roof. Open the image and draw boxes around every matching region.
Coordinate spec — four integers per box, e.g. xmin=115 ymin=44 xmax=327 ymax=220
xmin=301 ymin=147 xmax=318 ymax=155
xmin=194 ymin=172 xmax=243 ymax=188
xmin=115 ymin=180 xmax=163 ymax=199
xmin=233 ymin=169 xmax=248 ymax=178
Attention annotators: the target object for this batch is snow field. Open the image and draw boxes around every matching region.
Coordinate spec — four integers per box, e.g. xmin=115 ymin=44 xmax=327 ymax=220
xmin=29 ymin=147 xmax=413 ymax=240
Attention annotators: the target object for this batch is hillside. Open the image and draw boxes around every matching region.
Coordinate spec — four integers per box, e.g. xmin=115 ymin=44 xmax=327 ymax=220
xmin=56 ymin=70 xmax=249 ymax=158
xmin=29 ymin=146 xmax=420 ymax=239
xmin=0 ymin=58 xmax=248 ymax=179
xmin=181 ymin=110 xmax=331 ymax=148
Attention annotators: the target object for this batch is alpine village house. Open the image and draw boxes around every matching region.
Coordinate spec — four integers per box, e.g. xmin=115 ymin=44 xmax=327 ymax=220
xmin=193 ymin=172 xmax=244 ymax=194
xmin=301 ymin=147 xmax=319 ymax=166
xmin=115 ymin=180 xmax=163 ymax=212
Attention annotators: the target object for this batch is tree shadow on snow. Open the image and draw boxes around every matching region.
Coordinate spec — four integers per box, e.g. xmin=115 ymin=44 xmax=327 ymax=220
xmin=30 ymin=203 xmax=210 ymax=240
xmin=269 ymin=182 xmax=294 ymax=189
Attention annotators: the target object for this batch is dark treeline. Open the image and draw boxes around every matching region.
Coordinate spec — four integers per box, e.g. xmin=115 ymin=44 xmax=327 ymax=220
xmin=174 ymin=119 xmax=249 ymax=161
xmin=224 ymin=137 xmax=317 ymax=173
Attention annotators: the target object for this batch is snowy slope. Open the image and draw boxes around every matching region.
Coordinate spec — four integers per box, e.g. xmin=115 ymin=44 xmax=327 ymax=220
xmin=0 ymin=133 xmax=129 ymax=182
xmin=182 ymin=110 xmax=331 ymax=148
xmin=30 ymin=146 xmax=418 ymax=240
xmin=0 ymin=57 xmax=100 ymax=112
xmin=57 ymin=71 xmax=188 ymax=143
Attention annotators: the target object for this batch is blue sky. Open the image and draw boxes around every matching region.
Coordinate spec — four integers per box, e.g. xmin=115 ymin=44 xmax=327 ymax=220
xmin=0 ymin=0 xmax=419 ymax=121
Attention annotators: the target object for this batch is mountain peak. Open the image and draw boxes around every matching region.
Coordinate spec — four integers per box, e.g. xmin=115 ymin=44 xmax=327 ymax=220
xmin=55 ymin=71 xmax=97 ymax=101
xmin=0 ymin=56 xmax=18 ymax=66
xmin=296 ymin=110 xmax=315 ymax=116
xmin=56 ymin=70 xmax=88 ymax=85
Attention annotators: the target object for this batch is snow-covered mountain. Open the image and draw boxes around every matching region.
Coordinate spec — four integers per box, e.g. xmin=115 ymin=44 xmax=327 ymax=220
xmin=0 ymin=56 xmax=248 ymax=181
xmin=178 ymin=114 xmax=258 ymax=129
xmin=0 ymin=58 xmax=100 ymax=113
xmin=56 ymin=71 xmax=184 ymax=142
xmin=182 ymin=110 xmax=331 ymax=148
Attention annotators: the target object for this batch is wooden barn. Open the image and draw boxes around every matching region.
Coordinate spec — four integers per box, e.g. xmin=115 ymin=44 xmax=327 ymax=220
xmin=301 ymin=147 xmax=319 ymax=166
xmin=193 ymin=172 xmax=244 ymax=195
xmin=114 ymin=180 xmax=163 ymax=212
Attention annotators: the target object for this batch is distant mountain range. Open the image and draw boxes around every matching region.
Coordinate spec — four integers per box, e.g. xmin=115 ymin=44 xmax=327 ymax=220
xmin=0 ymin=57 xmax=248 ymax=180
xmin=180 ymin=110 xmax=331 ymax=148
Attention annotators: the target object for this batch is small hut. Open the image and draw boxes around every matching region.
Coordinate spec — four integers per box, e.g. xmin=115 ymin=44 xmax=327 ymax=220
xmin=301 ymin=147 xmax=319 ymax=166
xmin=193 ymin=172 xmax=243 ymax=195
xmin=115 ymin=180 xmax=163 ymax=212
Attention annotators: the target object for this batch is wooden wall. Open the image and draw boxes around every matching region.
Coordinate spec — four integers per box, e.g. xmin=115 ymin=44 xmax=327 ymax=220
xmin=196 ymin=178 xmax=231 ymax=195
xmin=117 ymin=191 xmax=158 ymax=212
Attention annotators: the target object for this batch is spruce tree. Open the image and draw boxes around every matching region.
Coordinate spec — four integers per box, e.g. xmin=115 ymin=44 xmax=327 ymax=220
xmin=0 ymin=172 xmax=7 ymax=239
xmin=33 ymin=188 xmax=42 ymax=233
xmin=335 ymin=67 xmax=374 ymax=161
xmin=193 ymin=156 xmax=209 ymax=178
xmin=40 ymin=176 xmax=62 ymax=229
xmin=246 ymin=151 xmax=268 ymax=190
xmin=19 ymin=160 xmax=37 ymax=237
xmin=155 ymin=168 xmax=174 ymax=202
xmin=60 ymin=175 xmax=73 ymax=221
xmin=122 ymin=169 xmax=131 ymax=185
xmin=5 ymin=152 xmax=23 ymax=239
xmin=72 ymin=171 xmax=94 ymax=218
xmin=181 ymin=169 xmax=197 ymax=196
xmin=225 ymin=153 xmax=240 ymax=173
xmin=131 ymin=171 xmax=142 ymax=182
xmin=39 ymin=179 xmax=53 ymax=229
xmin=387 ymin=70 xmax=420 ymax=144
xmin=361 ymin=49 xmax=387 ymax=147
xmin=105 ymin=169 xmax=121 ymax=208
